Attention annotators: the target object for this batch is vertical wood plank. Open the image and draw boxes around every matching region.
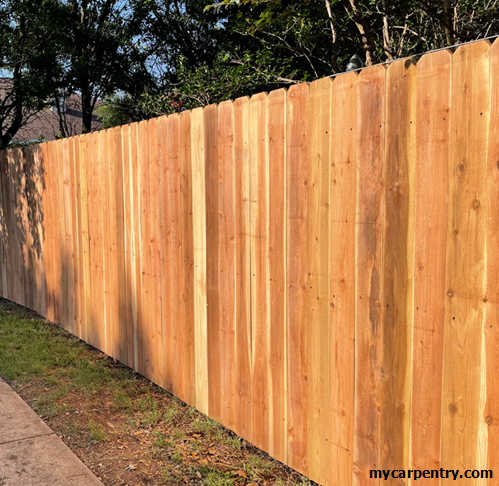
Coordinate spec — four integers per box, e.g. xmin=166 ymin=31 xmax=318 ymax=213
xmin=191 ymin=107 xmax=209 ymax=414
xmin=159 ymin=114 xmax=174 ymax=391
xmin=306 ymin=77 xmax=332 ymax=485
xmin=78 ymin=135 xmax=91 ymax=344
xmin=87 ymin=132 xmax=106 ymax=349
xmin=71 ymin=137 xmax=82 ymax=338
xmin=412 ymin=49 xmax=451 ymax=475
xmin=216 ymin=100 xmax=237 ymax=430
xmin=204 ymin=103 xmax=222 ymax=420
xmin=129 ymin=122 xmax=141 ymax=371
xmin=485 ymin=38 xmax=499 ymax=482
xmin=286 ymin=82 xmax=309 ymax=474
xmin=441 ymin=41 xmax=490 ymax=477
xmin=381 ymin=58 xmax=416 ymax=480
xmin=249 ymin=92 xmax=270 ymax=452
xmin=179 ymin=111 xmax=196 ymax=405
xmin=329 ymin=71 xmax=357 ymax=486
xmin=232 ymin=96 xmax=252 ymax=441
xmin=267 ymin=88 xmax=287 ymax=462
xmin=120 ymin=125 xmax=134 ymax=367
xmin=353 ymin=64 xmax=386 ymax=486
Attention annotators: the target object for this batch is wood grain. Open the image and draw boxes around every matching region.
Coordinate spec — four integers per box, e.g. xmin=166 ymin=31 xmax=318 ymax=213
xmin=412 ymin=49 xmax=451 ymax=475
xmin=329 ymin=71 xmax=357 ymax=486
xmin=441 ymin=41 xmax=490 ymax=480
xmin=0 ymin=41 xmax=496 ymax=485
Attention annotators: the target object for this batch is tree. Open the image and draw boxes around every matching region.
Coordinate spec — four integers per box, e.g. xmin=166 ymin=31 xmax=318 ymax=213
xmin=55 ymin=0 xmax=152 ymax=134
xmin=0 ymin=0 xmax=63 ymax=149
xmin=100 ymin=0 xmax=499 ymax=124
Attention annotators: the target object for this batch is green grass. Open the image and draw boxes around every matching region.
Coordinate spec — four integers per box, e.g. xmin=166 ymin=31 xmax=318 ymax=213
xmin=0 ymin=301 xmax=137 ymax=399
xmin=0 ymin=299 xmax=316 ymax=486
xmin=203 ymin=470 xmax=234 ymax=486
xmin=88 ymin=420 xmax=107 ymax=443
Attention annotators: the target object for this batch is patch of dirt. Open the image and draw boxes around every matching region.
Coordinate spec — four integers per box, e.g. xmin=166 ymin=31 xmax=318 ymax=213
xmin=15 ymin=359 xmax=315 ymax=486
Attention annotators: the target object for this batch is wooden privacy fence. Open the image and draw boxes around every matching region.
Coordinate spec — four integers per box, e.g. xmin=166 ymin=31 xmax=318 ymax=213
xmin=1 ymin=39 xmax=498 ymax=485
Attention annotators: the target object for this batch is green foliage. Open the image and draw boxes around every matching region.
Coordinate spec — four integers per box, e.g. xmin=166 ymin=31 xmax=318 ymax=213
xmin=1 ymin=0 xmax=497 ymax=134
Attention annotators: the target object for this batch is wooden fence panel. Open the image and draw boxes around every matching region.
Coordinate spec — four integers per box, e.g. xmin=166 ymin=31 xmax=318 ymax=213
xmin=1 ymin=38 xmax=498 ymax=486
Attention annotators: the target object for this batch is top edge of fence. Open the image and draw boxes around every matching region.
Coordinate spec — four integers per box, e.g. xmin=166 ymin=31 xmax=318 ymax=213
xmin=332 ymin=34 xmax=499 ymax=77
xmin=2 ymin=34 xmax=498 ymax=152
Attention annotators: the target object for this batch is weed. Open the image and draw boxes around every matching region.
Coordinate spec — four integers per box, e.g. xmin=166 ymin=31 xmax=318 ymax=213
xmin=163 ymin=402 xmax=178 ymax=423
xmin=203 ymin=470 xmax=234 ymax=486
xmin=171 ymin=450 xmax=183 ymax=464
xmin=88 ymin=420 xmax=107 ymax=443
xmin=140 ymin=407 xmax=162 ymax=427
xmin=152 ymin=431 xmax=172 ymax=449
xmin=172 ymin=428 xmax=184 ymax=441
xmin=136 ymin=392 xmax=157 ymax=412
xmin=225 ymin=437 xmax=241 ymax=450
xmin=112 ymin=390 xmax=133 ymax=411
xmin=192 ymin=417 xmax=218 ymax=436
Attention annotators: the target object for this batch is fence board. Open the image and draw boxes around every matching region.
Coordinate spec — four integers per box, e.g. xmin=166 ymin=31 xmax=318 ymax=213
xmin=1 ymin=40 xmax=498 ymax=486
xmin=267 ymin=88 xmax=287 ymax=462
xmin=306 ymin=77 xmax=332 ymax=485
xmin=286 ymin=82 xmax=310 ymax=474
xmin=411 ymin=49 xmax=451 ymax=476
xmin=485 ymin=37 xmax=499 ymax=478
xmin=441 ymin=41 xmax=490 ymax=474
xmin=328 ymin=71 xmax=357 ymax=486
xmin=232 ymin=96 xmax=252 ymax=441
xmin=353 ymin=64 xmax=386 ymax=486
xmin=381 ymin=58 xmax=416 ymax=480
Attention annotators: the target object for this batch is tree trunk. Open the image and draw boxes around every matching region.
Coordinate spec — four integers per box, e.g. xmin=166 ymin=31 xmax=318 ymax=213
xmin=81 ymin=91 xmax=93 ymax=133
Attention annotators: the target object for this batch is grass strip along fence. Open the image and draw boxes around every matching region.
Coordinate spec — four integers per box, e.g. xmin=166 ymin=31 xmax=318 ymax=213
xmin=0 ymin=39 xmax=498 ymax=485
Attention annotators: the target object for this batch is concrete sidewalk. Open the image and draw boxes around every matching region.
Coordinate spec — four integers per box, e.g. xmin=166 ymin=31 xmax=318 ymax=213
xmin=0 ymin=378 xmax=103 ymax=486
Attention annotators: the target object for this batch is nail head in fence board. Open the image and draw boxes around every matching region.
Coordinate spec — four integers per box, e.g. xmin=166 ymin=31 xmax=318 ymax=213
xmin=267 ymin=87 xmax=287 ymax=463
xmin=249 ymin=91 xmax=271 ymax=452
xmin=190 ymin=107 xmax=209 ymax=414
xmin=286 ymin=81 xmax=310 ymax=474
xmin=306 ymin=77 xmax=332 ymax=485
xmin=412 ymin=49 xmax=451 ymax=474
xmin=329 ymin=71 xmax=357 ymax=486
xmin=441 ymin=40 xmax=490 ymax=471
xmin=216 ymin=100 xmax=237 ymax=430
xmin=382 ymin=58 xmax=416 ymax=477
xmin=232 ymin=96 xmax=252 ymax=441
xmin=353 ymin=64 xmax=386 ymax=486
xmin=485 ymin=37 xmax=499 ymax=479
